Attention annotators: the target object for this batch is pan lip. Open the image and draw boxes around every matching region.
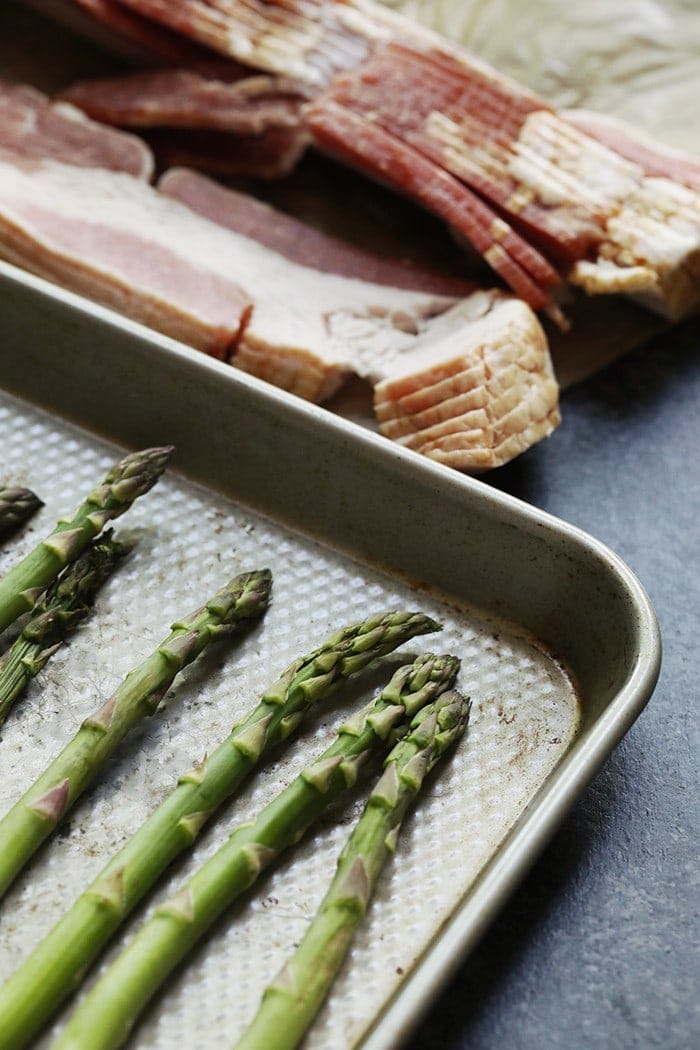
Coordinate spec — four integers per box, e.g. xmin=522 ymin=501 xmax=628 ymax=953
xmin=361 ymin=598 xmax=661 ymax=1049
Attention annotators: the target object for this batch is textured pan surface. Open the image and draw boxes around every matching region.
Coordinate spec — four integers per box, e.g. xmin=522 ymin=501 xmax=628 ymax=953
xmin=0 ymin=392 xmax=577 ymax=1049
xmin=0 ymin=262 xmax=659 ymax=1048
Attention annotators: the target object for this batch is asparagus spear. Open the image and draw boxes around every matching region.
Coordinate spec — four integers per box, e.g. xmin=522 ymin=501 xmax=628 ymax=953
xmin=0 ymin=533 xmax=129 ymax=730
xmin=0 ymin=568 xmax=271 ymax=900
xmin=0 ymin=611 xmax=438 ymax=1050
xmin=0 ymin=446 xmax=173 ymax=636
xmin=236 ymin=688 xmax=471 ymax=1050
xmin=52 ymin=653 xmax=460 ymax=1050
xmin=0 ymin=487 xmax=43 ymax=537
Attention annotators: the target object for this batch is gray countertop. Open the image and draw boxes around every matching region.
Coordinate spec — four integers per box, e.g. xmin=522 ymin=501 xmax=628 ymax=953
xmin=412 ymin=321 xmax=699 ymax=1049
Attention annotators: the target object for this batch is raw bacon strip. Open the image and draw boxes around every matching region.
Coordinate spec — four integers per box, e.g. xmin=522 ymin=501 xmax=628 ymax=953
xmin=143 ymin=125 xmax=308 ymax=178
xmin=322 ymin=42 xmax=607 ymax=265
xmin=313 ymin=43 xmax=700 ymax=319
xmin=328 ymin=40 xmax=542 ymax=149
xmin=0 ymin=146 xmax=476 ymax=404
xmin=0 ymin=156 xmax=252 ymax=357
xmin=312 ymin=93 xmax=562 ymax=290
xmin=59 ymin=68 xmax=308 ymax=132
xmin=158 ymin=169 xmax=535 ymax=405
xmin=59 ymin=65 xmax=310 ymax=177
xmin=305 ymin=99 xmax=560 ymax=309
xmin=158 ymin=167 xmax=557 ymax=467
xmin=0 ymin=80 xmax=153 ymax=178
xmin=506 ymin=113 xmax=700 ymax=317
xmin=153 ymin=169 xmax=488 ymax=401
xmin=158 ymin=167 xmax=477 ymax=295
xmin=374 ymin=296 xmax=560 ymax=472
xmin=569 ymin=177 xmax=700 ymax=320
xmin=232 ymin=340 xmax=347 ymax=402
xmin=70 ymin=0 xmax=219 ymax=63
xmin=224 ymin=248 xmax=462 ymax=401
xmin=563 ymin=109 xmax=700 ymax=192
xmin=115 ymin=0 xmax=378 ymax=86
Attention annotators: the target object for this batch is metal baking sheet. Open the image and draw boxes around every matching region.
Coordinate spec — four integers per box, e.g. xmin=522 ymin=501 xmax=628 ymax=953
xmin=0 ymin=261 xmax=660 ymax=1048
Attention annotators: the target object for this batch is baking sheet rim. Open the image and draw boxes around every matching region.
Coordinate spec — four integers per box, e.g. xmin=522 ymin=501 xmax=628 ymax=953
xmin=364 ymin=601 xmax=661 ymax=1047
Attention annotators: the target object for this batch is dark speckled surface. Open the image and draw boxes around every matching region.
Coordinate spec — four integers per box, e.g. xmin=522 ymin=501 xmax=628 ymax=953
xmin=411 ymin=321 xmax=700 ymax=1049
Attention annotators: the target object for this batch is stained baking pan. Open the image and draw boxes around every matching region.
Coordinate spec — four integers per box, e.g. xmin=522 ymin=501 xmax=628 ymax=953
xmin=0 ymin=261 xmax=660 ymax=1048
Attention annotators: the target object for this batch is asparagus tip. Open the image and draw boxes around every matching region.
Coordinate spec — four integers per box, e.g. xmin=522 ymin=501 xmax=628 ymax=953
xmin=0 ymin=486 xmax=44 ymax=534
xmin=104 ymin=445 xmax=175 ymax=505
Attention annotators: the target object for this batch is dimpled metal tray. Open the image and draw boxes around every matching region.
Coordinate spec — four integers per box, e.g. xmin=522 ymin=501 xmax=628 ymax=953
xmin=0 ymin=261 xmax=660 ymax=1049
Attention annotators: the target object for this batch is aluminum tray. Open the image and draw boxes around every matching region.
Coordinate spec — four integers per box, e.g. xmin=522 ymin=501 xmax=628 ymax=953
xmin=0 ymin=261 xmax=660 ymax=1049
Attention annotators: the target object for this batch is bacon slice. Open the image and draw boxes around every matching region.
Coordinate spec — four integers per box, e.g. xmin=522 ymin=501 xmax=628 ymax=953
xmin=58 ymin=65 xmax=310 ymax=178
xmin=158 ymin=167 xmax=493 ymax=402
xmin=0 ymin=141 xmax=459 ymax=402
xmin=569 ymin=177 xmax=700 ymax=320
xmin=320 ymin=42 xmax=603 ymax=266
xmin=161 ymin=168 xmax=559 ymax=463
xmin=305 ymin=99 xmax=561 ymax=311
xmin=115 ymin=0 xmax=383 ymax=86
xmin=309 ymin=43 xmax=700 ymax=320
xmin=374 ymin=296 xmax=559 ymax=471
xmin=0 ymin=146 xmax=476 ymax=403
xmin=142 ymin=125 xmax=308 ymax=178
xmin=0 ymin=156 xmax=252 ymax=356
xmin=69 ymin=0 xmax=219 ymax=63
xmin=0 ymin=80 xmax=153 ymax=178
xmin=59 ymin=67 xmax=308 ymax=132
xmin=563 ymin=109 xmax=700 ymax=192
xmin=159 ymin=166 xmax=477 ymax=296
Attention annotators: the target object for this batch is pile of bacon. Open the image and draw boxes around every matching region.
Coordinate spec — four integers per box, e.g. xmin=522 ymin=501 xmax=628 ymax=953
xmin=3 ymin=0 xmax=700 ymax=471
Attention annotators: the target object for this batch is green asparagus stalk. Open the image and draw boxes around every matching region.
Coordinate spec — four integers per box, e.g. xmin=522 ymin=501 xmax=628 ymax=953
xmin=0 ymin=533 xmax=129 ymax=729
xmin=0 ymin=446 xmax=173 ymax=636
xmin=0 ymin=487 xmax=43 ymax=537
xmin=0 ymin=611 xmax=438 ymax=1050
xmin=52 ymin=653 xmax=460 ymax=1050
xmin=0 ymin=568 xmax=271 ymax=900
xmin=236 ymin=688 xmax=471 ymax=1050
